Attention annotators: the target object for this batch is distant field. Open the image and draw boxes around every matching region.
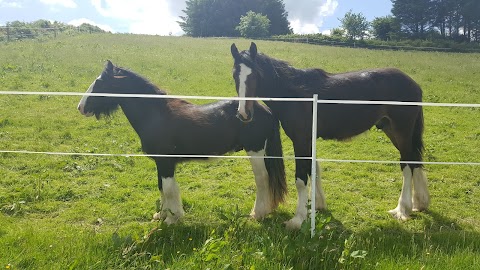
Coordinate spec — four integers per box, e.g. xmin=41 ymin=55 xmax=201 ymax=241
xmin=0 ymin=34 xmax=479 ymax=269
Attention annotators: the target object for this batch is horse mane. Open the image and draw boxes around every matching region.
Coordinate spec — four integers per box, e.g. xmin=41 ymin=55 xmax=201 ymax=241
xmin=113 ymin=66 xmax=168 ymax=96
xmin=244 ymin=51 xmax=329 ymax=97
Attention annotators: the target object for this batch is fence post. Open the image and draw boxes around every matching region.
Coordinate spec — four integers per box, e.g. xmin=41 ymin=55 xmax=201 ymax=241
xmin=310 ymin=94 xmax=318 ymax=237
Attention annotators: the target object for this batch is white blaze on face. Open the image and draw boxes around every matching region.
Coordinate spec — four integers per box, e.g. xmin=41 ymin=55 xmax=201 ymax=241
xmin=77 ymin=75 xmax=100 ymax=117
xmin=237 ymin=63 xmax=252 ymax=119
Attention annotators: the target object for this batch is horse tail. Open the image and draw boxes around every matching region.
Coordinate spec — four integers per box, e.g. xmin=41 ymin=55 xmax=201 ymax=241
xmin=264 ymin=119 xmax=287 ymax=207
xmin=411 ymin=107 xmax=425 ymax=166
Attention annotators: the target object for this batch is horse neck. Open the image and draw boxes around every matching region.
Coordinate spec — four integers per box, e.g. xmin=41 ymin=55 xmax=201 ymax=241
xmin=116 ymin=81 xmax=167 ymax=135
xmin=255 ymin=59 xmax=315 ymax=121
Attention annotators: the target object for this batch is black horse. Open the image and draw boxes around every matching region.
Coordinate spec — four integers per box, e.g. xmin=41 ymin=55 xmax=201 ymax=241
xmin=77 ymin=60 xmax=286 ymax=224
xmin=231 ymin=42 xmax=429 ymax=229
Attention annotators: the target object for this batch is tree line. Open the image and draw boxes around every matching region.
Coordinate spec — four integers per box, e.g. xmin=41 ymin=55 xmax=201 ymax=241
xmin=389 ymin=0 xmax=479 ymax=42
xmin=3 ymin=0 xmax=478 ymax=47
xmin=0 ymin=19 xmax=107 ymax=41
xmin=180 ymin=0 xmax=480 ymax=46
xmin=179 ymin=0 xmax=291 ymax=37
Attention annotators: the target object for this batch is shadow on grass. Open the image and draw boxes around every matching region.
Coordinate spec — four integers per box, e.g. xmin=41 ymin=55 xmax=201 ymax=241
xmin=354 ymin=210 xmax=480 ymax=267
xmin=107 ymin=208 xmax=480 ymax=269
xmin=108 ymin=208 xmax=353 ymax=269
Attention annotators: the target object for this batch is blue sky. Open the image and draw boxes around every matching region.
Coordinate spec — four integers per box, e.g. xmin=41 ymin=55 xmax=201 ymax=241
xmin=0 ymin=0 xmax=393 ymax=35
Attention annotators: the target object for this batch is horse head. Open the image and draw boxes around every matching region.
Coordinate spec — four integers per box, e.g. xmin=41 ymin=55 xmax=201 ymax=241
xmin=77 ymin=60 xmax=126 ymax=119
xmin=231 ymin=42 xmax=260 ymax=123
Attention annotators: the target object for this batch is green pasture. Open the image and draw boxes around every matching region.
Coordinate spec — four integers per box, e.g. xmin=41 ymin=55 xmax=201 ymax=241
xmin=0 ymin=34 xmax=479 ymax=269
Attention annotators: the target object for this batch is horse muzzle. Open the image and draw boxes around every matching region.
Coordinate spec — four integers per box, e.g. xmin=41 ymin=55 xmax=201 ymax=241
xmin=77 ymin=103 xmax=93 ymax=117
xmin=236 ymin=110 xmax=253 ymax=123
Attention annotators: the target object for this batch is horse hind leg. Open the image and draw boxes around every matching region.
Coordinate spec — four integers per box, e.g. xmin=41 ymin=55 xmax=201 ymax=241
xmin=315 ymin=162 xmax=327 ymax=210
xmin=388 ymin=165 xmax=413 ymax=221
xmin=388 ymin=164 xmax=429 ymax=219
xmin=412 ymin=167 xmax=429 ymax=211
xmin=383 ymin=111 xmax=429 ymax=220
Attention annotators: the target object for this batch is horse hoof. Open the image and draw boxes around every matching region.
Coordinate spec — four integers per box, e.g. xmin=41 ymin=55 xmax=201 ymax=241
xmin=284 ymin=217 xmax=303 ymax=230
xmin=152 ymin=212 xmax=166 ymax=221
xmin=412 ymin=207 xmax=426 ymax=212
xmin=250 ymin=209 xmax=271 ymax=220
xmin=164 ymin=216 xmax=181 ymax=225
xmin=388 ymin=208 xmax=410 ymax=221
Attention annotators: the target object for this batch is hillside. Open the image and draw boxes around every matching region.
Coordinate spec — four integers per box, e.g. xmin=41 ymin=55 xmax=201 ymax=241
xmin=0 ymin=34 xmax=479 ymax=269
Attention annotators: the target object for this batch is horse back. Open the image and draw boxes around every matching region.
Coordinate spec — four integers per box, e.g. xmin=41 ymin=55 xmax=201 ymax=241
xmin=140 ymin=100 xmax=275 ymax=156
xmin=323 ymin=68 xmax=422 ymax=102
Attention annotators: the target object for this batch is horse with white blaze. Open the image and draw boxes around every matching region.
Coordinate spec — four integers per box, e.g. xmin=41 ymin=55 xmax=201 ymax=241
xmin=231 ymin=42 xmax=429 ymax=230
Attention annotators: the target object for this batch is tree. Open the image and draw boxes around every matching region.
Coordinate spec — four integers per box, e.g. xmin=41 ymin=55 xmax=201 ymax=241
xmin=339 ymin=10 xmax=370 ymax=40
xmin=372 ymin=16 xmax=401 ymax=40
xmin=179 ymin=0 xmax=291 ymax=37
xmin=391 ymin=0 xmax=433 ymax=38
xmin=179 ymin=0 xmax=240 ymax=37
xmin=330 ymin=27 xmax=345 ymax=38
xmin=393 ymin=0 xmax=480 ymax=42
xmin=257 ymin=0 xmax=292 ymax=35
xmin=236 ymin=11 xmax=270 ymax=37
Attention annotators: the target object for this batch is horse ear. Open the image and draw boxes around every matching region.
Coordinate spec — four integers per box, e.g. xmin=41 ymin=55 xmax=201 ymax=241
xmin=249 ymin=42 xmax=257 ymax=59
xmin=231 ymin=43 xmax=240 ymax=60
xmin=104 ymin=60 xmax=114 ymax=77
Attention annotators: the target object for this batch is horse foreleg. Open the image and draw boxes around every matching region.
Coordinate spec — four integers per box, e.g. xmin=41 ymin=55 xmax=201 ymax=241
xmin=248 ymin=148 xmax=273 ymax=220
xmin=152 ymin=160 xmax=184 ymax=224
xmin=388 ymin=165 xmax=413 ymax=220
xmin=160 ymin=177 xmax=185 ymax=224
xmin=285 ymin=178 xmax=309 ymax=230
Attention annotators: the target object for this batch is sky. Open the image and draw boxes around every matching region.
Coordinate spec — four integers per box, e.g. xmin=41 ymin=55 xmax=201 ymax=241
xmin=0 ymin=0 xmax=393 ymax=35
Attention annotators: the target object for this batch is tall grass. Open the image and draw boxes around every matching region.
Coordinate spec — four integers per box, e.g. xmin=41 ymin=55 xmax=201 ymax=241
xmin=0 ymin=34 xmax=479 ymax=269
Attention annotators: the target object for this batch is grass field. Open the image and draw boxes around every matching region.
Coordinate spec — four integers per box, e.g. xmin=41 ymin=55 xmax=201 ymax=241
xmin=0 ymin=34 xmax=479 ymax=269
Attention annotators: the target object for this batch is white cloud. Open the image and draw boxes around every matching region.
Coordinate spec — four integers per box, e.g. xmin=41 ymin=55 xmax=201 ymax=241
xmin=289 ymin=20 xmax=320 ymax=35
xmin=91 ymin=0 xmax=183 ymax=35
xmin=0 ymin=0 xmax=22 ymax=8
xmin=318 ymin=0 xmax=338 ymax=17
xmin=284 ymin=0 xmax=338 ymax=34
xmin=321 ymin=29 xmax=331 ymax=36
xmin=68 ymin=18 xmax=114 ymax=33
xmin=40 ymin=0 xmax=77 ymax=8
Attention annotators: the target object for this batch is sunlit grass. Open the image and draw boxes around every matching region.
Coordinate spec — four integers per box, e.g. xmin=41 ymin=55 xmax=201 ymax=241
xmin=0 ymin=34 xmax=479 ymax=269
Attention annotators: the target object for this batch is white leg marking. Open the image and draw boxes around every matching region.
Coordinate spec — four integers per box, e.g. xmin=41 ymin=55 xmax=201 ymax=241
xmin=237 ymin=63 xmax=252 ymax=119
xmin=152 ymin=190 xmax=167 ymax=221
xmin=248 ymin=145 xmax=272 ymax=220
xmin=412 ymin=167 xmax=429 ymax=211
xmin=389 ymin=166 xmax=413 ymax=220
xmin=157 ymin=177 xmax=184 ymax=225
xmin=285 ymin=178 xmax=308 ymax=230
xmin=77 ymin=75 xmax=99 ymax=117
xmin=315 ymin=162 xmax=327 ymax=210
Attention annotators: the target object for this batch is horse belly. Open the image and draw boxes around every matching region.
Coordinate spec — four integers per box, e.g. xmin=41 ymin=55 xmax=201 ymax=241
xmin=175 ymin=125 xmax=241 ymax=155
xmin=317 ymin=104 xmax=382 ymax=140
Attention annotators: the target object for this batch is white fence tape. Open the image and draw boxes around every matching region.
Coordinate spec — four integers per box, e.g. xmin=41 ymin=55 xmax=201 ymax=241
xmin=1 ymin=91 xmax=480 ymax=107
xmin=1 ymin=90 xmax=479 ymax=237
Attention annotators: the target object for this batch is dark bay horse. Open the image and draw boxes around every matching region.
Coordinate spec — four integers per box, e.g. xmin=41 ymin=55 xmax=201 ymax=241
xmin=231 ymin=42 xmax=429 ymax=229
xmin=77 ymin=60 xmax=286 ymax=224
